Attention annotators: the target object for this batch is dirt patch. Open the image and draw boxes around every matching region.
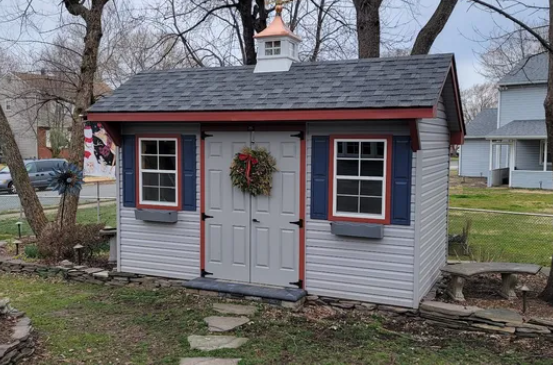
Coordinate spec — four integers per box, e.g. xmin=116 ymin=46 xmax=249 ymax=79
xmin=0 ymin=315 xmax=16 ymax=344
xmin=437 ymin=273 xmax=553 ymax=319
xmin=450 ymin=173 xmax=488 ymax=189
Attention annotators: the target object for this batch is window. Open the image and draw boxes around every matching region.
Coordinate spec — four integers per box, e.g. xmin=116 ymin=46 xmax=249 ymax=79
xmin=331 ymin=138 xmax=389 ymax=221
xmin=138 ymin=137 xmax=179 ymax=208
xmin=5 ymin=101 xmax=11 ymax=111
xmin=540 ymin=140 xmax=552 ymax=165
xmin=265 ymin=41 xmax=281 ymax=56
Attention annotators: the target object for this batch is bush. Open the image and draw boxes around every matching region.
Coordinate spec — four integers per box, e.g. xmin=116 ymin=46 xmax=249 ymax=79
xmin=24 ymin=244 xmax=39 ymax=259
xmin=38 ymin=222 xmax=107 ymax=264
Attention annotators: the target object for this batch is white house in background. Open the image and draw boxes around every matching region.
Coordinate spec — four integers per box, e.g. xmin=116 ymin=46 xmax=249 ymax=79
xmin=459 ymin=52 xmax=552 ymax=190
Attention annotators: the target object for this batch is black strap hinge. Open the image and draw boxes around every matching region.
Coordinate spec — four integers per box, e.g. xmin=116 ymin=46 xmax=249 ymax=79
xmin=289 ymin=279 xmax=303 ymax=288
xmin=201 ymin=269 xmax=213 ymax=277
xmin=201 ymin=131 xmax=213 ymax=140
xmin=202 ymin=213 xmax=214 ymax=221
xmin=289 ymin=219 xmax=303 ymax=228
xmin=291 ymin=131 xmax=304 ymax=140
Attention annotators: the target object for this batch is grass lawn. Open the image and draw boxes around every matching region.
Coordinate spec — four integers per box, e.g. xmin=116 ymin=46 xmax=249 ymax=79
xmin=0 ymin=204 xmax=116 ymax=241
xmin=0 ymin=275 xmax=551 ymax=365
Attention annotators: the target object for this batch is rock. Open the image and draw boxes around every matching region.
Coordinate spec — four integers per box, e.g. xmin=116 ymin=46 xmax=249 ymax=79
xmin=84 ymin=268 xmax=105 ymax=274
xmin=473 ymin=308 xmax=523 ymax=325
xmin=204 ymin=316 xmax=250 ymax=332
xmin=360 ymin=303 xmax=377 ymax=311
xmin=12 ymin=322 xmax=32 ymax=341
xmin=212 ymin=303 xmax=258 ymax=316
xmin=280 ymin=299 xmax=305 ymax=311
xmin=378 ymin=305 xmax=410 ymax=314
xmin=306 ymin=295 xmax=319 ymax=301
xmin=180 ymin=358 xmax=241 ymax=365
xmin=108 ymin=271 xmax=138 ymax=278
xmin=471 ymin=323 xmax=516 ymax=335
xmin=60 ymin=260 xmax=74 ymax=268
xmin=92 ymin=271 xmax=110 ymax=278
xmin=515 ymin=323 xmax=550 ymax=334
xmin=331 ymin=302 xmax=355 ymax=309
xmin=420 ymin=301 xmax=481 ymax=317
xmin=188 ymin=335 xmax=249 ymax=351
xmin=529 ymin=317 xmax=553 ymax=328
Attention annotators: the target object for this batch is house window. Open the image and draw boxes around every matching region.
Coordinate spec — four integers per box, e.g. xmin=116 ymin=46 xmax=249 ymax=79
xmin=138 ymin=137 xmax=179 ymax=207
xmin=540 ymin=140 xmax=552 ymax=165
xmin=5 ymin=100 xmax=11 ymax=111
xmin=331 ymin=138 xmax=388 ymax=221
xmin=265 ymin=41 xmax=281 ymax=56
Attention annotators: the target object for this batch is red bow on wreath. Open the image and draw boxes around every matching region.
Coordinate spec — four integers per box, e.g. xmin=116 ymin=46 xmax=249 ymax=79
xmin=238 ymin=153 xmax=258 ymax=185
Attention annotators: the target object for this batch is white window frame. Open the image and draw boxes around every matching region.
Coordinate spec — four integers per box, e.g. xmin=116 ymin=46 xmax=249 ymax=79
xmin=332 ymin=138 xmax=387 ymax=220
xmin=138 ymin=137 xmax=179 ymax=207
xmin=539 ymin=140 xmax=552 ymax=166
xmin=265 ymin=40 xmax=281 ymax=56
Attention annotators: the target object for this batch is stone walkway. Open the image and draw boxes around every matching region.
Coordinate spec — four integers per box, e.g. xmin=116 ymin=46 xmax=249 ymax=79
xmin=182 ymin=303 xmax=256 ymax=364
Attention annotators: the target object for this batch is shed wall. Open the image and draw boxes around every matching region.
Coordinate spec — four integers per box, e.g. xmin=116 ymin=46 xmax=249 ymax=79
xmin=415 ymin=102 xmax=450 ymax=302
xmin=118 ymin=123 xmax=201 ymax=279
xmin=459 ymin=139 xmax=489 ymax=177
xmin=305 ymin=121 xmax=417 ymax=308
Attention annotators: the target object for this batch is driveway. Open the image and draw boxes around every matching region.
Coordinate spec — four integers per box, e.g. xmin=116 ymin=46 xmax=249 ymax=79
xmin=0 ymin=182 xmax=116 ymax=213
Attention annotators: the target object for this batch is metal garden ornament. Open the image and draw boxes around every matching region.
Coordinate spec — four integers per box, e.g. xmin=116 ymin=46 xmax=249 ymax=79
xmin=48 ymin=162 xmax=84 ymax=225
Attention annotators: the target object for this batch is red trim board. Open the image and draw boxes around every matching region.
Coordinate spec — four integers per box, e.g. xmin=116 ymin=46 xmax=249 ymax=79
xmin=135 ymin=134 xmax=182 ymax=211
xmin=327 ymin=135 xmax=393 ymax=225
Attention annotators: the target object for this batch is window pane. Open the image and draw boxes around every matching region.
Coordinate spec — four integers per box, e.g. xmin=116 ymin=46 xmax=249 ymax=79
xmin=160 ymin=173 xmax=176 ymax=187
xmin=274 ymin=41 xmax=281 ymax=47
xmin=336 ymin=196 xmax=358 ymax=213
xmin=143 ymin=172 xmax=159 ymax=186
xmin=143 ymin=187 xmax=159 ymax=201
xmin=337 ymin=160 xmax=358 ymax=176
xmin=360 ymin=181 xmax=383 ymax=196
xmin=160 ymin=188 xmax=176 ymax=202
xmin=360 ymin=197 xmax=382 ymax=215
xmin=159 ymin=156 xmax=176 ymax=170
xmin=337 ymin=179 xmax=359 ymax=195
xmin=361 ymin=142 xmax=384 ymax=158
xmin=265 ymin=49 xmax=273 ymax=56
xmin=337 ymin=142 xmax=359 ymax=158
xmin=159 ymin=140 xmax=176 ymax=155
xmin=141 ymin=140 xmax=157 ymax=155
xmin=142 ymin=156 xmax=158 ymax=170
xmin=361 ymin=161 xmax=384 ymax=177
xmin=274 ymin=48 xmax=281 ymax=55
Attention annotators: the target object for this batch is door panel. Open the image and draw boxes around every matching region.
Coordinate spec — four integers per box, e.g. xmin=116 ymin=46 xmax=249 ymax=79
xmin=250 ymin=132 xmax=300 ymax=287
xmin=204 ymin=132 xmax=250 ymax=282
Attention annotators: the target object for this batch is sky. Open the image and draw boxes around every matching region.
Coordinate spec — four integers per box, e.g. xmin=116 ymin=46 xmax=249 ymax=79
xmin=0 ymin=0 xmax=549 ymax=90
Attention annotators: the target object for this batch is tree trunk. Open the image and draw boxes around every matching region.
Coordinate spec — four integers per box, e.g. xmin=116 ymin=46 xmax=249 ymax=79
xmin=539 ymin=0 xmax=553 ymax=303
xmin=238 ymin=0 xmax=258 ymax=65
xmin=0 ymin=106 xmax=48 ymax=237
xmin=411 ymin=0 xmax=459 ymax=55
xmin=58 ymin=0 xmax=107 ymax=227
xmin=353 ymin=0 xmax=382 ymax=58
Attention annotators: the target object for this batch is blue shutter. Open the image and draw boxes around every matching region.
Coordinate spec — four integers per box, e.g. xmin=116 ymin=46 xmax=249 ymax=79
xmin=391 ymin=136 xmax=412 ymax=225
xmin=122 ymin=135 xmax=136 ymax=207
xmin=182 ymin=135 xmax=197 ymax=211
xmin=310 ymin=136 xmax=329 ymax=220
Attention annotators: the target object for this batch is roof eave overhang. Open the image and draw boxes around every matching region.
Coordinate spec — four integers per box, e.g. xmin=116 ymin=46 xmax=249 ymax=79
xmin=498 ymin=80 xmax=547 ymax=87
xmin=436 ymin=57 xmax=466 ymax=146
xmin=485 ymin=135 xmax=546 ymax=140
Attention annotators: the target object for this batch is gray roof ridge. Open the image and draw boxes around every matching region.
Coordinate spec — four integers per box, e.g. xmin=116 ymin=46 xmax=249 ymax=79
xmin=134 ymin=53 xmax=454 ymax=76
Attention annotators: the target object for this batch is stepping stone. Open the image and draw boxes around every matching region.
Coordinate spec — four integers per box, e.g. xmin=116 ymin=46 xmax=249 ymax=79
xmin=188 ymin=335 xmax=249 ymax=351
xmin=180 ymin=358 xmax=241 ymax=365
xmin=213 ymin=303 xmax=257 ymax=316
xmin=473 ymin=308 xmax=523 ymax=325
xmin=420 ymin=301 xmax=481 ymax=317
xmin=204 ymin=316 xmax=250 ymax=332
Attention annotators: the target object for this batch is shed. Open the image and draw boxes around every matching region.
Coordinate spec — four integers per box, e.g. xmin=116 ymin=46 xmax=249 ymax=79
xmin=87 ymin=11 xmax=464 ymax=309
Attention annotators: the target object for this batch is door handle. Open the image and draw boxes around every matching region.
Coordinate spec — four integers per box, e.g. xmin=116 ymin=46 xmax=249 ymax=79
xmin=252 ymin=219 xmax=260 ymax=223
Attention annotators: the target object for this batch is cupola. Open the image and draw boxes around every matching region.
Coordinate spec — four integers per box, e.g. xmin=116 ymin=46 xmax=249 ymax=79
xmin=253 ymin=3 xmax=301 ymax=73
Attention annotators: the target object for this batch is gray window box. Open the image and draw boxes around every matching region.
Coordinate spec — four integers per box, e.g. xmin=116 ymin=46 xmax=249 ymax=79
xmin=330 ymin=222 xmax=384 ymax=239
xmin=135 ymin=209 xmax=178 ymax=223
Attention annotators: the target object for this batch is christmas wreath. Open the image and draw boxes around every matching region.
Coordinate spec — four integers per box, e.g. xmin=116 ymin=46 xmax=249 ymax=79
xmin=230 ymin=146 xmax=277 ymax=196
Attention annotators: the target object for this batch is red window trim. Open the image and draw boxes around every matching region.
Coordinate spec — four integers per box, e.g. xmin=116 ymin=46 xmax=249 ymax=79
xmin=327 ymin=135 xmax=393 ymax=225
xmin=135 ymin=134 xmax=182 ymax=211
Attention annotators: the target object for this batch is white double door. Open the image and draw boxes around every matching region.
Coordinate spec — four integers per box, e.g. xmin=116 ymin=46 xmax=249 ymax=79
xmin=204 ymin=131 xmax=301 ymax=287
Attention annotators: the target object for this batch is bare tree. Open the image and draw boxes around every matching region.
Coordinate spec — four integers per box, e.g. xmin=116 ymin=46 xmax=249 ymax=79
xmin=461 ymin=82 xmax=498 ymax=122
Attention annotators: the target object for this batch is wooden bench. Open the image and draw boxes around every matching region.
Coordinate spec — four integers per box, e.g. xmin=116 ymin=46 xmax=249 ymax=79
xmin=440 ymin=262 xmax=542 ymax=301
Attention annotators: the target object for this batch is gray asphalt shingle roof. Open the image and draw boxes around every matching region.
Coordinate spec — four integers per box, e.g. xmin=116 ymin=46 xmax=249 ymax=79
xmin=466 ymin=108 xmax=498 ymax=138
xmin=486 ymin=119 xmax=546 ymax=139
xmin=499 ymin=52 xmax=548 ymax=86
xmin=89 ymin=54 xmax=454 ymax=113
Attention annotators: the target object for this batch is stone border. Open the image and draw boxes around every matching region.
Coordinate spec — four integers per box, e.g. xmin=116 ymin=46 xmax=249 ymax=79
xmin=0 ymin=258 xmax=304 ymax=309
xmin=0 ymin=299 xmax=35 ymax=365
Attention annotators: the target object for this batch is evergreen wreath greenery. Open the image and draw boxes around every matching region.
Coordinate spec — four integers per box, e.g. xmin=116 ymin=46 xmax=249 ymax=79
xmin=230 ymin=146 xmax=277 ymax=196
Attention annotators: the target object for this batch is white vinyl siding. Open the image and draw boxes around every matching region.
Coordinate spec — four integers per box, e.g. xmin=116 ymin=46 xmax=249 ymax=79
xmin=459 ymin=139 xmax=489 ymax=177
xmin=415 ymin=101 xmax=450 ymax=302
xmin=118 ymin=124 xmax=201 ymax=279
xmin=498 ymin=85 xmax=546 ymax=128
xmin=306 ymin=121 xmax=417 ymax=308
xmin=511 ymin=170 xmax=553 ymax=189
